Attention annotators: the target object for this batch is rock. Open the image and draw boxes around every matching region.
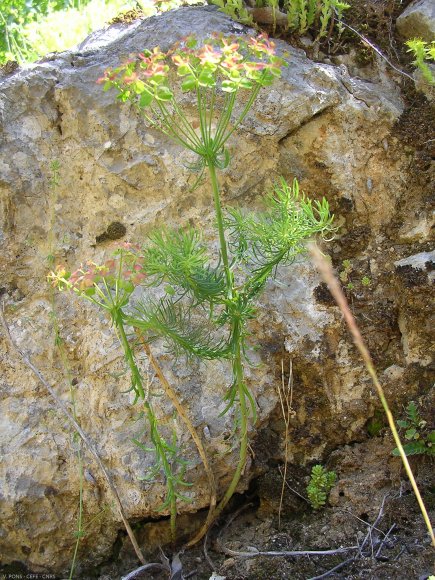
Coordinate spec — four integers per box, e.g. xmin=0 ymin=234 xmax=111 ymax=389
xmin=395 ymin=250 xmax=435 ymax=276
xmin=396 ymin=0 xmax=435 ymax=42
xmin=0 ymin=5 xmax=427 ymax=575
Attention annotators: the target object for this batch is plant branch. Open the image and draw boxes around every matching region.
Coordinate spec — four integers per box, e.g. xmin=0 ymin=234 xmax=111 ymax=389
xmin=277 ymin=357 xmax=294 ymax=528
xmin=335 ymin=16 xmax=414 ymax=81
xmin=0 ymin=301 xmax=146 ymax=565
xmin=121 ymin=562 xmax=169 ymax=579
xmin=213 ymin=320 xmax=249 ymax=519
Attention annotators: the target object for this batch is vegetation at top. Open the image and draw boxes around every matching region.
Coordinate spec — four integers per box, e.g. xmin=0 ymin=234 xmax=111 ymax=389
xmin=0 ymin=0 xmax=157 ymax=64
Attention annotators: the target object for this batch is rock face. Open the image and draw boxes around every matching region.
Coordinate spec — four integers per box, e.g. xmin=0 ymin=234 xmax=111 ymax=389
xmin=0 ymin=6 xmax=432 ymax=574
xmin=396 ymin=0 xmax=435 ymax=42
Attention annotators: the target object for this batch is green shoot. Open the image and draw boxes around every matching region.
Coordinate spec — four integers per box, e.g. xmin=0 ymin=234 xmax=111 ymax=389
xmin=406 ymin=39 xmax=435 ymax=86
xmin=306 ymin=464 xmax=337 ymax=510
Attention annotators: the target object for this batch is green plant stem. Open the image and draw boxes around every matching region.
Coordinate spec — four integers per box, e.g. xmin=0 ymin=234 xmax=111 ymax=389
xmin=310 ymin=244 xmax=435 ymax=548
xmin=115 ymin=314 xmax=146 ymax=401
xmin=116 ymin=316 xmax=178 ymax=540
xmin=136 ymin=333 xmax=217 ymax=547
xmin=69 ymin=446 xmax=84 ymax=580
xmin=218 ymin=85 xmax=261 ymax=150
xmin=151 ymin=419 xmax=177 ymax=541
xmin=205 ymin=160 xmax=251 ymax=521
xmin=207 ymin=162 xmax=232 ymax=297
xmin=214 ymin=319 xmax=248 ymax=518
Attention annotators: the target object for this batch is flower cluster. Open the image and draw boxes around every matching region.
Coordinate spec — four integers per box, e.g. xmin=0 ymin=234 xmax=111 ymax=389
xmin=48 ymin=245 xmax=146 ymax=298
xmin=98 ymin=33 xmax=286 ymax=108
xmin=98 ymin=46 xmax=171 ymax=106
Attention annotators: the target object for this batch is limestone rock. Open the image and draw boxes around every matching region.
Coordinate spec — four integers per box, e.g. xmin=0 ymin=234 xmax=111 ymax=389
xmin=396 ymin=0 xmax=435 ymax=42
xmin=0 ymin=5 xmax=429 ymax=574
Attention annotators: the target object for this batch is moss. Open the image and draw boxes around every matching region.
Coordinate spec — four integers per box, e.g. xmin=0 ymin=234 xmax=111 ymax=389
xmin=96 ymin=221 xmax=127 ymax=244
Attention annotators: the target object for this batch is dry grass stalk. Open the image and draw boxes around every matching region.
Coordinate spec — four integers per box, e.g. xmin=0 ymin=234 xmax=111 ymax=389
xmin=277 ymin=357 xmax=295 ymax=528
xmin=309 ymin=244 xmax=435 ymax=548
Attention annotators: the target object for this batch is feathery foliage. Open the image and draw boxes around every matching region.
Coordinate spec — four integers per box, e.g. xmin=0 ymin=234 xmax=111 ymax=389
xmin=51 ymin=33 xmax=333 ymax=542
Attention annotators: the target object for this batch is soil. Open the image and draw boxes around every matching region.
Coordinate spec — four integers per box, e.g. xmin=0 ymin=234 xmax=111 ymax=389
xmin=89 ymin=434 xmax=434 ymax=579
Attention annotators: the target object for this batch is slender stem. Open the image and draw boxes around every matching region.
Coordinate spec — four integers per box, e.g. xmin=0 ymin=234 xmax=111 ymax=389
xmin=213 ymin=91 xmax=237 ymax=151
xmin=116 ymin=319 xmax=178 ymax=540
xmin=310 ymin=245 xmax=435 ymax=548
xmin=136 ymin=333 xmax=217 ymax=547
xmin=207 ymin=162 xmax=232 ymax=297
xmin=208 ymin=87 xmax=215 ymax=144
xmin=152 ymin=428 xmax=177 ymax=541
xmin=115 ymin=316 xmax=146 ymax=400
xmin=69 ymin=446 xmax=84 ymax=580
xmin=214 ymin=320 xmax=248 ymax=517
xmin=212 ymin=92 xmax=230 ymax=147
xmin=197 ymin=85 xmax=209 ymax=150
xmin=171 ymin=98 xmax=204 ymax=151
xmin=154 ymin=102 xmax=199 ymax=152
xmin=218 ymin=84 xmax=262 ymax=151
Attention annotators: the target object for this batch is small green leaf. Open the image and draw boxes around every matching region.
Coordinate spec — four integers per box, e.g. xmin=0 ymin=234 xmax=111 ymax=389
xmin=150 ymin=72 xmax=167 ymax=85
xmin=186 ymin=36 xmax=197 ymax=49
xmin=392 ymin=441 xmax=427 ymax=456
xmin=139 ymin=90 xmax=153 ymax=107
xmin=117 ymin=91 xmax=131 ymax=103
xmin=133 ymin=80 xmax=146 ymax=94
xmin=269 ymin=66 xmax=283 ymax=78
xmin=221 ymin=79 xmax=237 ymax=92
xmin=181 ymin=76 xmax=197 ymax=92
xmin=198 ymin=70 xmax=215 ymax=88
xmin=397 ymin=419 xmax=409 ymax=428
xmin=155 ymin=86 xmax=173 ymax=101
xmin=239 ymin=78 xmax=254 ymax=90
xmin=177 ymin=64 xmax=191 ymax=77
xmin=405 ymin=427 xmax=417 ymax=440
xmin=407 ymin=401 xmax=419 ymax=422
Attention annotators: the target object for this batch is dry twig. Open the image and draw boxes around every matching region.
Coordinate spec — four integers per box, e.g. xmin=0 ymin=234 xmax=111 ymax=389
xmin=203 ymin=527 xmax=218 ymax=572
xmin=215 ymin=501 xmax=357 ymax=560
xmin=0 ymin=301 xmax=146 ymax=565
xmin=334 ymin=15 xmax=414 ymax=81
xmin=278 ymin=465 xmax=310 ymax=504
xmin=213 ymin=486 xmax=418 ymax=578
xmin=276 ymin=358 xmax=295 ymax=528
xmin=307 ymin=494 xmax=392 ymax=579
xmin=121 ymin=562 xmax=169 ymax=580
